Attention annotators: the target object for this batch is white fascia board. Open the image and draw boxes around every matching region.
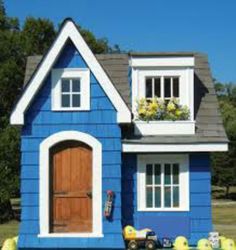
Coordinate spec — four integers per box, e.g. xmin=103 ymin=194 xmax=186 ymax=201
xmin=130 ymin=57 xmax=195 ymax=68
xmin=122 ymin=143 xmax=228 ymax=152
xmin=10 ymin=20 xmax=131 ymax=125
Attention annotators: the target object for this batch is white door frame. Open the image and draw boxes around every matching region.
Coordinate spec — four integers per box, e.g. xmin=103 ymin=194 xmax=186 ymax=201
xmin=38 ymin=131 xmax=103 ymax=238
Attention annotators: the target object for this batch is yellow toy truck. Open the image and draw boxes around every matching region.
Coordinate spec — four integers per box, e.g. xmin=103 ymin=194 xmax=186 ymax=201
xmin=123 ymin=225 xmax=158 ymax=250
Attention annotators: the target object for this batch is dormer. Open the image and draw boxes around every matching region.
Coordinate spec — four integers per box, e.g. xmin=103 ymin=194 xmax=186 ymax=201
xmin=130 ymin=53 xmax=195 ymax=135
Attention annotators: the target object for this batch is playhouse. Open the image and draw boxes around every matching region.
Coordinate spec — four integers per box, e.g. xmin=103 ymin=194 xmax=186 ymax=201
xmin=10 ymin=18 xmax=228 ymax=249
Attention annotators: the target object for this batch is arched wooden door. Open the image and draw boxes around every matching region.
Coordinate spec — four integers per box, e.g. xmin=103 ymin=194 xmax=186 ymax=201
xmin=50 ymin=140 xmax=92 ymax=233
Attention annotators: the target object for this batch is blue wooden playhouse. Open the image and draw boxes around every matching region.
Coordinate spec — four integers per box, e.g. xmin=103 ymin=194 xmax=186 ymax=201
xmin=10 ymin=18 xmax=228 ymax=249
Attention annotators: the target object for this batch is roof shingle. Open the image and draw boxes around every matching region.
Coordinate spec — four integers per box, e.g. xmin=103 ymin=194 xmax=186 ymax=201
xmin=23 ymin=52 xmax=228 ymax=144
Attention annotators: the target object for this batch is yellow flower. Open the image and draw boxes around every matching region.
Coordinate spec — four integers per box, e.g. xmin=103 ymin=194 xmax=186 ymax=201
xmin=167 ymin=101 xmax=176 ymax=112
xmin=149 ymin=101 xmax=158 ymax=110
xmin=138 ymin=108 xmax=146 ymax=115
xmin=175 ymin=109 xmax=182 ymax=117
xmin=146 ymin=110 xmax=154 ymax=118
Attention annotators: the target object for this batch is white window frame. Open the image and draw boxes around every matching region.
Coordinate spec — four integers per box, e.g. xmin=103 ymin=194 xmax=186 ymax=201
xmin=137 ymin=154 xmax=189 ymax=212
xmin=51 ymin=68 xmax=90 ymax=111
xmin=132 ymin=67 xmax=194 ymax=121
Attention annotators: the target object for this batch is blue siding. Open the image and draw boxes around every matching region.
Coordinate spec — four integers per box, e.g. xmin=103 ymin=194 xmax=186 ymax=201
xmin=19 ymin=42 xmax=124 ymax=249
xmin=121 ymin=153 xmax=212 ymax=246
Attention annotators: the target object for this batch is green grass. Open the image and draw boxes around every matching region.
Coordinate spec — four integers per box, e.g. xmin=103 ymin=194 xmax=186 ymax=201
xmin=212 ymin=204 xmax=236 ymax=225
xmin=0 ymin=220 xmax=19 ymax=247
xmin=212 ymin=202 xmax=236 ymax=241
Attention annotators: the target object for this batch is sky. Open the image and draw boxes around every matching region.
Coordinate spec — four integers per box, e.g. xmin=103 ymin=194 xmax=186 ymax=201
xmin=5 ymin=0 xmax=236 ymax=83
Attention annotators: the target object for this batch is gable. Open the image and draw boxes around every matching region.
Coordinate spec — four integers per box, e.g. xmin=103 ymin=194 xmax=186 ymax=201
xmin=10 ymin=18 xmax=131 ymax=125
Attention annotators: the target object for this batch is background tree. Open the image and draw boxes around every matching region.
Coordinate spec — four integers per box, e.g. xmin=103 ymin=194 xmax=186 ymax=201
xmin=211 ymin=81 xmax=236 ymax=198
xmin=0 ymin=0 xmax=23 ymax=222
xmin=22 ymin=17 xmax=56 ymax=56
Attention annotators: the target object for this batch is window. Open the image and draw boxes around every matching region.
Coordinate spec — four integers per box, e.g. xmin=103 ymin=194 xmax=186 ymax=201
xmin=145 ymin=163 xmax=179 ymax=209
xmin=131 ymin=58 xmax=195 ymax=121
xmin=145 ymin=76 xmax=179 ymax=101
xmin=61 ymin=78 xmax=81 ymax=108
xmin=138 ymin=154 xmax=189 ymax=211
xmin=52 ymin=68 xmax=90 ymax=111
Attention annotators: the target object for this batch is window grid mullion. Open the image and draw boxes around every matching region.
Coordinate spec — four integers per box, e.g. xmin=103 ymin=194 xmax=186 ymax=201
xmin=152 ymin=164 xmax=155 ymax=208
xmin=161 ymin=163 xmax=164 ymax=208
xmin=152 ymin=78 xmax=154 ymax=99
xmin=171 ymin=77 xmax=173 ymax=98
xmin=161 ymin=76 xmax=164 ymax=99
xmin=171 ymin=164 xmax=173 ymax=208
xmin=70 ymin=79 xmax=73 ymax=107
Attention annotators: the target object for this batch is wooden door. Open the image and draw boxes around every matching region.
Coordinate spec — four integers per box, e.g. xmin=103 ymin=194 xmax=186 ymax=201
xmin=50 ymin=141 xmax=92 ymax=233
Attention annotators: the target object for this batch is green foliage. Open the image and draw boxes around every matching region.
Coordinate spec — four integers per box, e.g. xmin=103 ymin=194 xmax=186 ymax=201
xmin=211 ymin=82 xmax=236 ymax=197
xmin=22 ymin=17 xmax=56 ymax=56
xmin=79 ymin=27 xmax=109 ymax=54
xmin=0 ymin=0 xmax=6 ymax=30
xmin=78 ymin=25 xmax=122 ymax=54
xmin=136 ymin=98 xmax=190 ymax=121
xmin=0 ymin=60 xmax=24 ymax=117
xmin=0 ymin=120 xmax=20 ymax=222
xmin=0 ymin=1 xmax=23 ymax=220
xmin=0 ymin=122 xmax=20 ymax=200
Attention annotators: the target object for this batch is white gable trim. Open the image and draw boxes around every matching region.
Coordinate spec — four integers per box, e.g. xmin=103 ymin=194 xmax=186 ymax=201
xmin=10 ymin=19 xmax=131 ymax=125
xmin=122 ymin=143 xmax=228 ymax=152
xmin=39 ymin=131 xmax=103 ymax=238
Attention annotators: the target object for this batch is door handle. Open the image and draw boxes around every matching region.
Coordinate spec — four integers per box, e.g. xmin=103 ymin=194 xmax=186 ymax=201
xmin=86 ymin=191 xmax=92 ymax=198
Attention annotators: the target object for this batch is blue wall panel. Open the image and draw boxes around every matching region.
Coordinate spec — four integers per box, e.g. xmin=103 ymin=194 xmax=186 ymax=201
xmin=19 ymin=42 xmax=125 ymax=249
xmin=121 ymin=153 xmax=212 ymax=246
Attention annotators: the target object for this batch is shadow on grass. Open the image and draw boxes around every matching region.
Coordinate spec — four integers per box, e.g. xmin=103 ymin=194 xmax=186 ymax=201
xmin=212 ymin=189 xmax=236 ymax=201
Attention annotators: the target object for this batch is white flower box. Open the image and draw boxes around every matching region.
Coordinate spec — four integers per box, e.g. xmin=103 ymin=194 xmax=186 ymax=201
xmin=134 ymin=120 xmax=195 ymax=135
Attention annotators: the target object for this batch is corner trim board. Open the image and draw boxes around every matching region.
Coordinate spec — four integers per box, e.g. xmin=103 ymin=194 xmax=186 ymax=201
xmin=10 ymin=19 xmax=131 ymax=125
xmin=39 ymin=131 xmax=103 ymax=238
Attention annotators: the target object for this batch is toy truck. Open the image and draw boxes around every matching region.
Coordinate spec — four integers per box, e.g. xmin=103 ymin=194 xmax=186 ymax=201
xmin=123 ymin=225 xmax=158 ymax=250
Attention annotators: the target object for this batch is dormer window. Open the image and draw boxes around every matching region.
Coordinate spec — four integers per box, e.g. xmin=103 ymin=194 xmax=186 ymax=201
xmin=52 ymin=68 xmax=90 ymax=111
xmin=130 ymin=55 xmax=195 ymax=135
xmin=145 ymin=76 xmax=179 ymax=101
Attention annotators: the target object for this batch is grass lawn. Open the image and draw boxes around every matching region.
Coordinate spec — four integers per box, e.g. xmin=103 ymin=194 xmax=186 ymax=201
xmin=0 ymin=220 xmax=19 ymax=247
xmin=212 ymin=202 xmax=236 ymax=241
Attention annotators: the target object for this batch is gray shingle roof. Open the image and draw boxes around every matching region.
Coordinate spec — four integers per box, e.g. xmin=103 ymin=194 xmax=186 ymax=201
xmin=23 ymin=52 xmax=228 ymax=144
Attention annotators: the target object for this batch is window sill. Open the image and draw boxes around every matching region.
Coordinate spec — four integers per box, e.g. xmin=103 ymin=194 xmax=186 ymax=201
xmin=137 ymin=207 xmax=190 ymax=212
xmin=134 ymin=120 xmax=195 ymax=135
xmin=51 ymin=107 xmax=90 ymax=111
xmin=38 ymin=233 xmax=104 ymax=238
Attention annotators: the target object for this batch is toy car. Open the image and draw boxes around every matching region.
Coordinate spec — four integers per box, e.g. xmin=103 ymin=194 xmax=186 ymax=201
xmin=123 ymin=225 xmax=158 ymax=250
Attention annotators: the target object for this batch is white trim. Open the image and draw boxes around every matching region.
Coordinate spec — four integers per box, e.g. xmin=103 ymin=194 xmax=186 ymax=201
xmin=137 ymin=154 xmax=189 ymax=212
xmin=10 ymin=19 xmax=131 ymax=124
xmin=122 ymin=143 xmax=228 ymax=152
xmin=130 ymin=57 xmax=195 ymax=68
xmin=134 ymin=120 xmax=195 ymax=135
xmin=38 ymin=233 xmax=104 ymax=238
xmin=51 ymin=68 xmax=90 ymax=111
xmin=39 ymin=131 xmax=103 ymax=238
